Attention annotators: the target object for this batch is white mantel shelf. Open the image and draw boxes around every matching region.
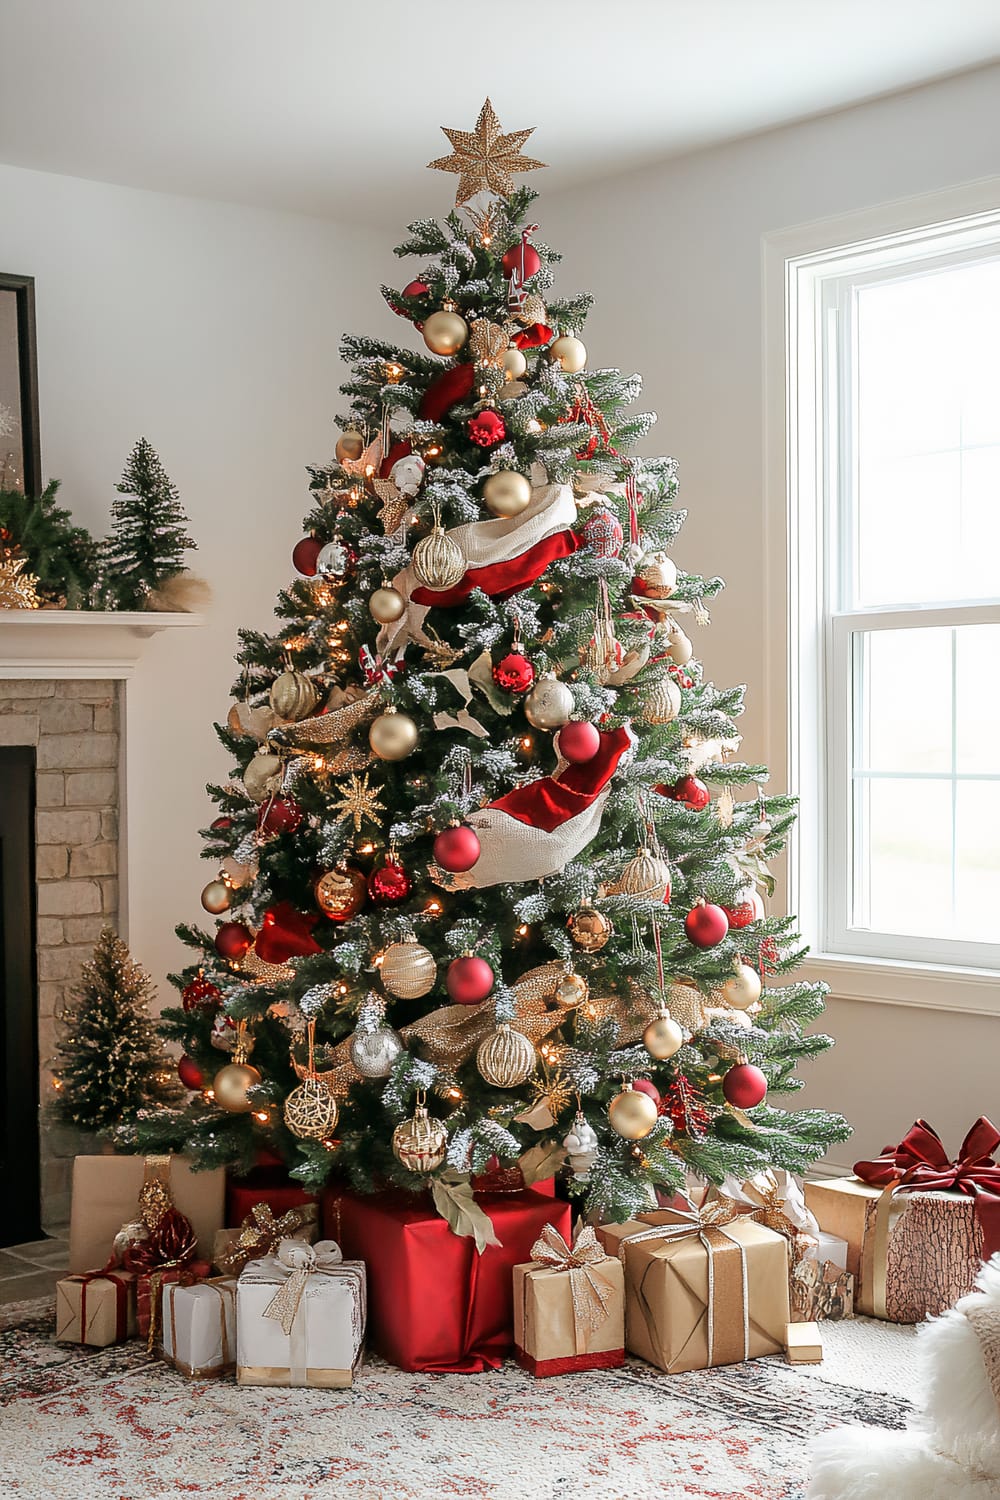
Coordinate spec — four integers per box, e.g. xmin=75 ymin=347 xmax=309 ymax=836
xmin=0 ymin=610 xmax=206 ymax=678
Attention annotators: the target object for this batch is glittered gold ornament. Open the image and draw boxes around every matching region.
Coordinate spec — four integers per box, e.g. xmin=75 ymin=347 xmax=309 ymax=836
xmin=720 ymin=962 xmax=763 ymax=1011
xmin=369 ymin=585 xmax=406 ymax=624
xmin=243 ymin=750 xmax=283 ymax=802
xmin=335 ymin=430 xmax=365 ymax=463
xmin=0 ymin=554 xmax=40 ymax=609
xmin=503 ymin=346 xmax=527 ymax=380
xmin=381 ymin=935 xmax=436 ymax=999
xmin=412 ymin=522 xmax=466 ymax=590
xmin=330 ymin=770 xmax=385 ymax=832
xmin=314 ymin=864 xmax=366 ymax=921
xmin=618 ymin=847 xmax=671 ymax=903
xmin=568 ymin=904 xmax=612 ymax=952
xmin=553 ymin=971 xmax=589 ymax=1009
xmin=269 ymin=670 xmax=319 ymax=722
xmin=392 ymin=1095 xmax=448 ymax=1173
xmin=427 ymin=98 xmax=546 ymax=206
xmin=369 ymin=706 xmax=418 ymax=761
xmin=642 ymin=675 xmax=682 ymax=726
xmin=643 ymin=1009 xmax=684 ymax=1060
xmin=482 ymin=470 xmax=531 ymax=517
xmin=422 ymin=307 xmax=469 ymax=357
xmin=470 ymin=317 xmax=516 ymax=370
xmin=476 ymin=1023 xmax=536 ymax=1088
xmin=524 ymin=673 xmax=574 ymax=730
xmin=200 ymin=877 xmax=231 ymax=915
xmin=350 ymin=1025 xmax=405 ymax=1079
xmin=549 ymin=334 xmax=588 ymax=373
xmin=284 ymin=1076 xmax=339 ymax=1139
xmin=212 ymin=1060 xmax=262 ymax=1113
xmin=608 ymin=1084 xmax=659 ymax=1140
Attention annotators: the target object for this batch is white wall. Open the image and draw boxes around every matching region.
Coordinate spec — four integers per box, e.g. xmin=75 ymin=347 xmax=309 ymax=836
xmin=0 ymin=163 xmax=396 ymax=1000
xmin=542 ymin=64 xmax=1000 ymax=1165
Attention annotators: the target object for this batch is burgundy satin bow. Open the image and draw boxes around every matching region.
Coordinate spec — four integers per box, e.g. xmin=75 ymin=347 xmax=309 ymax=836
xmin=855 ymin=1118 xmax=1000 ymax=1259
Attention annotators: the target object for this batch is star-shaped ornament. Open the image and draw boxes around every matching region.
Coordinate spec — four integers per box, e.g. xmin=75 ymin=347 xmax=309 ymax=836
xmin=330 ymin=771 xmax=386 ymax=833
xmin=428 ymin=98 xmax=546 ymax=207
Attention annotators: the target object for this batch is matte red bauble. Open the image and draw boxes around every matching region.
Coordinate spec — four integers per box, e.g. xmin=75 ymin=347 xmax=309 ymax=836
xmin=557 ymin=721 xmax=601 ymax=764
xmin=493 ymin=652 xmax=535 ymax=693
xmin=292 ymin=536 xmax=322 ymax=576
xmin=631 ymin=1077 xmax=661 ymax=1104
xmin=181 ymin=974 xmax=222 ymax=1012
xmin=368 ymin=859 xmax=411 ymax=904
xmin=178 ymin=1055 xmax=205 ymax=1091
xmin=684 ymin=901 xmax=730 ymax=949
xmin=501 ymin=242 xmax=541 ymax=279
xmin=210 ymin=816 xmax=233 ymax=832
xmin=468 ymin=409 xmax=506 ymax=448
xmin=722 ymin=1063 xmax=768 ymax=1109
xmin=214 ymin=922 xmax=253 ymax=961
xmin=402 ymin=278 xmax=429 ymax=299
xmin=433 ymin=823 xmax=482 ymax=873
xmin=255 ymin=901 xmax=322 ymax=964
xmin=662 ymin=776 xmax=711 ymax=812
xmin=446 ymin=954 xmax=494 ymax=1005
xmin=725 ymin=890 xmax=765 ymax=929
xmin=257 ymin=796 xmax=303 ymax=837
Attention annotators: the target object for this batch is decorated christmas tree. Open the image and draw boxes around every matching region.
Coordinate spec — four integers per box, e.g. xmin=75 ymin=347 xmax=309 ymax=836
xmin=102 ymin=437 xmax=195 ymax=609
xmin=52 ymin=927 xmax=182 ymax=1135
xmin=133 ymin=102 xmax=849 ymax=1224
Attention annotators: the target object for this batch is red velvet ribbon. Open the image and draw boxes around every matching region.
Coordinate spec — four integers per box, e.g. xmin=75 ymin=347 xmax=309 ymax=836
xmin=411 ymin=529 xmax=582 ymax=609
xmin=511 ymin=324 xmax=553 ymax=349
xmin=854 ymin=1117 xmax=1000 ymax=1258
xmin=488 ymin=726 xmax=632 ymax=833
xmin=123 ymin=1206 xmax=199 ymax=1272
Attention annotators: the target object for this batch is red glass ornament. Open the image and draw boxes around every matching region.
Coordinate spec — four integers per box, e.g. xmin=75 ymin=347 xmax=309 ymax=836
xmin=368 ymin=859 xmax=411 ymax=904
xmin=724 ymin=890 xmax=765 ymax=929
xmin=257 ymin=796 xmax=303 ymax=837
xmin=446 ymin=954 xmax=494 ymax=1005
xmin=631 ymin=1077 xmax=661 ymax=1105
xmin=662 ymin=776 xmax=710 ymax=812
xmin=402 ymin=279 xmax=429 ymax=298
xmin=215 ymin=922 xmax=253 ymax=961
xmin=683 ymin=901 xmax=729 ymax=949
xmin=492 ymin=652 xmax=535 ymax=693
xmin=255 ymin=901 xmax=322 ymax=964
xmin=468 ymin=409 xmax=506 ymax=448
xmin=722 ymin=1063 xmax=768 ymax=1109
xmin=292 ymin=536 xmax=322 ymax=576
xmin=433 ymin=823 xmax=482 ymax=873
xmin=581 ymin=507 xmax=624 ymax=559
xmin=501 ymin=243 xmax=541 ymax=280
xmin=210 ymin=816 xmax=233 ymax=832
xmin=181 ymin=974 xmax=222 ymax=1012
xmin=557 ymin=721 xmax=601 ymax=764
xmin=178 ymin=1055 xmax=205 ymax=1091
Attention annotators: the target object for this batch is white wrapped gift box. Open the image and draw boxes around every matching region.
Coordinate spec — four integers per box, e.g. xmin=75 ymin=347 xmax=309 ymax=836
xmin=236 ymin=1238 xmax=366 ymax=1389
xmin=160 ymin=1278 xmax=237 ymax=1378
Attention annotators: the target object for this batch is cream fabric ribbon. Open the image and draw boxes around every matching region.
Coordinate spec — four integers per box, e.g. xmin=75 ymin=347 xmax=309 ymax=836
xmin=529 ymin=1223 xmax=615 ymax=1342
xmin=262 ymin=1239 xmax=344 ymax=1338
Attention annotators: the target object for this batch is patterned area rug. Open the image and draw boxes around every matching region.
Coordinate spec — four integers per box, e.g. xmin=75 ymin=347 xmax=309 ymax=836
xmin=0 ymin=1297 xmax=908 ymax=1500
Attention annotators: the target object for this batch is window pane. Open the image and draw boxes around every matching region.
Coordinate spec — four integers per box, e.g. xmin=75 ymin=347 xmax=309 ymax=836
xmin=956 ymin=623 xmax=1000 ymax=775
xmin=857 ymin=626 xmax=951 ymax=774
xmin=955 ymin=782 xmax=1000 ymax=943
xmin=854 ymin=257 xmax=1000 ymax=607
xmin=855 ymin=777 xmax=951 ymax=937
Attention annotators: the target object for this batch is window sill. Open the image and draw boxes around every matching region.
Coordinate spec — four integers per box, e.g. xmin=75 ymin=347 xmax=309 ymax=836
xmin=798 ymin=951 xmax=1000 ymax=1018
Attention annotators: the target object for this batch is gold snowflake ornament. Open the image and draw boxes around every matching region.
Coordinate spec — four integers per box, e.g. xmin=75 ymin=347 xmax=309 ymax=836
xmin=330 ymin=771 xmax=385 ymax=832
xmin=0 ymin=555 xmax=40 ymax=609
xmin=428 ymin=98 xmax=546 ymax=206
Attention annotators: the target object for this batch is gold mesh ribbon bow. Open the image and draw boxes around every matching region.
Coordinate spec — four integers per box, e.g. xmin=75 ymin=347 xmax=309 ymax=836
xmin=262 ymin=1238 xmax=344 ymax=1337
xmin=529 ymin=1223 xmax=615 ymax=1347
xmin=217 ymin=1203 xmax=314 ymax=1277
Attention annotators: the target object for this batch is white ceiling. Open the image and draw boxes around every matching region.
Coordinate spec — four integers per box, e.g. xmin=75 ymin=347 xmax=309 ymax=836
xmin=1 ymin=0 xmax=999 ymax=226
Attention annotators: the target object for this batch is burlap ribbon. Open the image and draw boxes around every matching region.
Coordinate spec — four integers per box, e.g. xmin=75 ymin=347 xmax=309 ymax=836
xmin=263 ymin=1238 xmax=344 ymax=1338
xmin=217 ymin=1203 xmax=315 ymax=1277
xmin=616 ymin=1201 xmax=750 ymax=1371
xmin=529 ymin=1223 xmax=616 ymax=1354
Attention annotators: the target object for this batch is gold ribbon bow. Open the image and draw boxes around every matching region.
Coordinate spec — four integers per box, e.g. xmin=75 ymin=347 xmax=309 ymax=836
xmin=218 ymin=1203 xmax=314 ymax=1277
xmin=529 ymin=1223 xmax=615 ymax=1344
xmin=262 ymin=1238 xmax=344 ymax=1337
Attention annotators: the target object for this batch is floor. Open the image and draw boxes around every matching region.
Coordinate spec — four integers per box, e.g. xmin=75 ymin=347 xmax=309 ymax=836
xmin=0 ymin=1235 xmax=69 ymax=1304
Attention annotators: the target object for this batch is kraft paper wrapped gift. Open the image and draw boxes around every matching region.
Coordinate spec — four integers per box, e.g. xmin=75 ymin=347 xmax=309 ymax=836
xmin=55 ymin=1267 xmax=137 ymax=1346
xmin=596 ymin=1205 xmax=790 ymax=1374
xmin=513 ymin=1223 xmax=625 ymax=1377
xmin=237 ymin=1238 xmax=366 ymax=1389
xmin=68 ymin=1154 xmax=225 ymax=1273
xmin=785 ymin=1320 xmax=823 ymax=1364
xmin=160 ymin=1278 xmax=238 ymax=1378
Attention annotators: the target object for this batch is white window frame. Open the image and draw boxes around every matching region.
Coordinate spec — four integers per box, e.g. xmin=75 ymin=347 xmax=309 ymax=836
xmin=763 ymin=180 xmax=1000 ymax=1017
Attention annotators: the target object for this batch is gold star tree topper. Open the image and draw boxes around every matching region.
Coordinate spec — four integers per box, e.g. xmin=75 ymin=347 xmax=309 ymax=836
xmin=428 ymin=99 xmax=546 ymax=207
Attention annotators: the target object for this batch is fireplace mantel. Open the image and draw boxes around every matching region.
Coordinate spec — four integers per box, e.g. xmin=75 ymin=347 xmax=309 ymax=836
xmin=0 ymin=610 xmax=205 ymax=678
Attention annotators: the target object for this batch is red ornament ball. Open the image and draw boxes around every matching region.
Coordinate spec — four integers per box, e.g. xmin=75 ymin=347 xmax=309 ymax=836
xmin=292 ymin=536 xmax=322 ymax=577
xmin=257 ymin=796 xmax=303 ymax=837
xmin=433 ymin=823 xmax=482 ymax=873
xmin=724 ymin=890 xmax=765 ymax=929
xmin=581 ymin=507 xmax=624 ymax=560
xmin=501 ymin=242 xmax=541 ymax=280
xmin=557 ymin=720 xmax=601 ymax=764
xmin=214 ymin=922 xmax=253 ymax=961
xmin=662 ymin=776 xmax=711 ymax=812
xmin=368 ymin=859 xmax=411 ymax=904
xmin=181 ymin=974 xmax=222 ymax=1012
xmin=468 ymin=409 xmax=507 ymax=448
xmin=631 ymin=1077 xmax=661 ymax=1105
xmin=684 ymin=901 xmax=730 ymax=949
xmin=722 ymin=1063 xmax=768 ymax=1109
xmin=446 ymin=954 xmax=494 ymax=1005
xmin=493 ymin=652 xmax=535 ymax=694
xmin=178 ymin=1055 xmax=205 ymax=1091
xmin=402 ymin=279 xmax=429 ymax=299
xmin=210 ymin=816 xmax=233 ymax=833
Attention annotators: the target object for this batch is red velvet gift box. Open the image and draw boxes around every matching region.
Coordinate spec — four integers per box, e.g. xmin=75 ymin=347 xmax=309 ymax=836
xmin=324 ymin=1186 xmax=571 ymax=1372
xmin=226 ymin=1164 xmax=318 ymax=1229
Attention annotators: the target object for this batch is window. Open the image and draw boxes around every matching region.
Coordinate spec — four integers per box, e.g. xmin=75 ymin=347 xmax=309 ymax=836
xmin=771 ymin=197 xmax=1000 ymax=991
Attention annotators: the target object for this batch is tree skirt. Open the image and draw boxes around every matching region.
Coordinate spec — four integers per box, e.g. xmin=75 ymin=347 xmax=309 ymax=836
xmin=0 ymin=1297 xmax=908 ymax=1500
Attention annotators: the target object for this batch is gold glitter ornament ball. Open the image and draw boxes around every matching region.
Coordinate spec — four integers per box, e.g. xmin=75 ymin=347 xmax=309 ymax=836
xmin=549 ymin=334 xmax=587 ymax=373
xmin=422 ymin=308 xmax=469 ymax=357
xmin=568 ymin=904 xmax=612 ymax=952
xmin=381 ymin=935 xmax=436 ymax=999
xmin=392 ymin=1101 xmax=448 ymax=1173
xmin=721 ymin=962 xmax=763 ymax=1011
xmin=284 ymin=1077 xmax=339 ymax=1139
xmin=369 ymin=707 xmax=419 ymax=761
xmin=608 ymin=1085 xmax=659 ymax=1140
xmin=482 ymin=470 xmax=532 ymax=518
xmin=643 ymin=1009 xmax=684 ymax=1060
xmin=269 ymin=670 xmax=319 ymax=722
xmin=369 ymin=585 xmax=406 ymax=624
xmin=335 ymin=430 xmax=365 ymax=463
xmin=212 ymin=1061 xmax=262 ymax=1113
xmin=476 ymin=1023 xmax=536 ymax=1088
xmin=412 ymin=525 xmax=466 ymax=591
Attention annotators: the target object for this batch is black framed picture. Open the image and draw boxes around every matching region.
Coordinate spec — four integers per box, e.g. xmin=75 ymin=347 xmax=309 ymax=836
xmin=0 ymin=273 xmax=41 ymax=496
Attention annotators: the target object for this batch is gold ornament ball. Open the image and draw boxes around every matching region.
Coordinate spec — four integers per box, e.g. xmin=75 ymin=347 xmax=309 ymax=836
xmin=269 ymin=669 xmax=319 ymax=722
xmin=642 ymin=675 xmax=682 ymax=726
xmin=243 ymin=751 xmax=283 ymax=802
xmin=476 ymin=1023 xmax=537 ymax=1088
xmin=619 ymin=848 xmax=671 ymax=902
xmin=549 ymin=334 xmax=588 ymax=374
xmin=503 ymin=346 xmax=527 ymax=380
xmin=721 ymin=962 xmax=763 ymax=1011
xmin=524 ymin=674 xmax=574 ymax=730
xmin=554 ymin=971 xmax=589 ymax=1009
xmin=335 ymin=430 xmax=365 ymax=463
xmin=381 ymin=935 xmax=436 ymax=999
xmin=569 ymin=904 xmax=612 ymax=952
xmin=422 ymin=309 xmax=469 ymax=357
xmin=369 ymin=586 xmax=406 ymax=624
xmin=314 ymin=864 xmax=366 ymax=921
xmin=608 ymin=1086 xmax=659 ymax=1140
xmin=392 ymin=1102 xmax=448 ymax=1173
xmin=643 ymin=1009 xmax=684 ymax=1060
xmin=212 ymin=1061 xmax=262 ymax=1113
xmin=369 ymin=707 xmax=419 ymax=761
xmin=482 ymin=470 xmax=532 ymax=518
xmin=412 ymin=526 xmax=466 ymax=590
xmin=200 ymin=878 xmax=231 ymax=915
xmin=284 ymin=1077 xmax=339 ymax=1139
